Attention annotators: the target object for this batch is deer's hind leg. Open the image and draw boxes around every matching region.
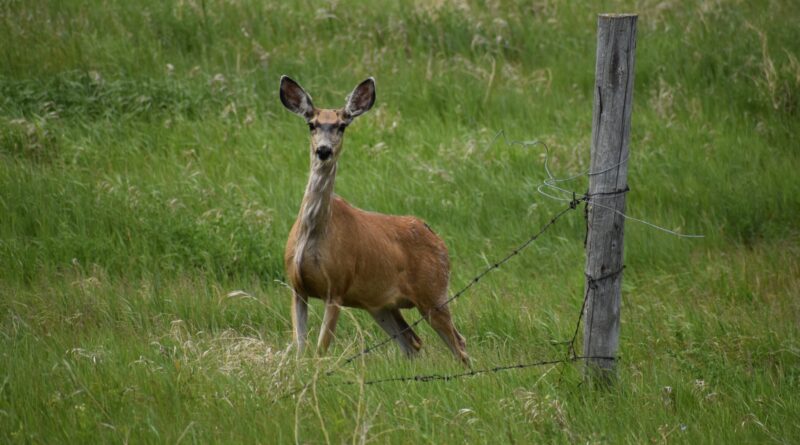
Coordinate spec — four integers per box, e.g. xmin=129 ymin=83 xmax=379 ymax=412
xmin=370 ymin=308 xmax=422 ymax=357
xmin=392 ymin=309 xmax=423 ymax=352
xmin=419 ymin=303 xmax=469 ymax=365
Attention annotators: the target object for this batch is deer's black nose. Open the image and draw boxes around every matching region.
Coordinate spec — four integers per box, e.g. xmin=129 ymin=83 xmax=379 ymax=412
xmin=316 ymin=146 xmax=333 ymax=161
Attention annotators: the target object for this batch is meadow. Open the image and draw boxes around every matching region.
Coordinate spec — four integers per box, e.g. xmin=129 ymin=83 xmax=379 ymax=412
xmin=1 ymin=0 xmax=799 ymax=443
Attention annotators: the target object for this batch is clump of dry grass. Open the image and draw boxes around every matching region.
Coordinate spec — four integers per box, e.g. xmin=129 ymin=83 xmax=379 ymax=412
xmin=164 ymin=321 xmax=297 ymax=393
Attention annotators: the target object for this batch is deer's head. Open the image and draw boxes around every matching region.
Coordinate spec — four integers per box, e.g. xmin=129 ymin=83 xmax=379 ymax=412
xmin=280 ymin=76 xmax=375 ymax=165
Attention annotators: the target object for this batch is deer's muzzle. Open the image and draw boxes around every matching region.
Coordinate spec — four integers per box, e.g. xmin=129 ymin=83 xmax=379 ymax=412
xmin=316 ymin=146 xmax=333 ymax=161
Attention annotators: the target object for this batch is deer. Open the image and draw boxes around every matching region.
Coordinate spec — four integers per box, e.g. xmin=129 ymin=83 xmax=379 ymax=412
xmin=280 ymin=75 xmax=469 ymax=365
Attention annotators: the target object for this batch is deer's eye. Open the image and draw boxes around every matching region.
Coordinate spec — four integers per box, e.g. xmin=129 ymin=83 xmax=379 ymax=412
xmin=337 ymin=123 xmax=347 ymax=132
xmin=308 ymin=123 xmax=317 ymax=131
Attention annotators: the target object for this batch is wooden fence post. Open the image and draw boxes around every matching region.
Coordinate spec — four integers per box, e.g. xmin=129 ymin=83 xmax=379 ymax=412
xmin=583 ymin=13 xmax=637 ymax=384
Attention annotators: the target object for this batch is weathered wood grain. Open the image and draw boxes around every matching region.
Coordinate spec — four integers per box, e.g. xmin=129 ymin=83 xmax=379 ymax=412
xmin=583 ymin=13 xmax=637 ymax=384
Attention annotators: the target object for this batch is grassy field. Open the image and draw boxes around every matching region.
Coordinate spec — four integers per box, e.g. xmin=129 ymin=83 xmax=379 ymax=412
xmin=1 ymin=0 xmax=799 ymax=443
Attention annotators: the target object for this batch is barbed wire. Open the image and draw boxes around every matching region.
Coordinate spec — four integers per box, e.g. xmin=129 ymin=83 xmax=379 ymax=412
xmin=334 ymin=130 xmax=672 ymax=369
xmin=336 ymin=200 xmax=582 ymax=370
xmin=338 ymin=267 xmax=626 ymax=388
xmin=275 ymin=129 xmax=704 ymax=400
xmin=349 ymin=265 xmax=626 ymax=388
xmin=352 ymin=356 xmax=617 ymax=386
xmin=278 ymin=263 xmax=623 ymax=395
xmin=275 ymin=196 xmax=585 ymax=402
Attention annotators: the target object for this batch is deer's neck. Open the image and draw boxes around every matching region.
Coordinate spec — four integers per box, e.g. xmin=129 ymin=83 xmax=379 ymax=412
xmin=295 ymin=161 xmax=337 ymax=263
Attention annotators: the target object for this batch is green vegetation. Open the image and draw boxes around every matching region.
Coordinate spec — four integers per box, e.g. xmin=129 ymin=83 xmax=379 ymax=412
xmin=1 ymin=0 xmax=798 ymax=443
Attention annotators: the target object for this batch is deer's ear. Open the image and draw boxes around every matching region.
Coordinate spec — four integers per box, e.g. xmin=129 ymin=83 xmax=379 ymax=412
xmin=280 ymin=76 xmax=314 ymax=120
xmin=343 ymin=78 xmax=376 ymax=122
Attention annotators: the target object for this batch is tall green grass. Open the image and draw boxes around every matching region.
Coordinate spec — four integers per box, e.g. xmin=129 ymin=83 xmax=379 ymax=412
xmin=1 ymin=0 xmax=799 ymax=443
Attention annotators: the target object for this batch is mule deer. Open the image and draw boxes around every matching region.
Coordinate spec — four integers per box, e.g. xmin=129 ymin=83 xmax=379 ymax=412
xmin=280 ymin=76 xmax=468 ymax=364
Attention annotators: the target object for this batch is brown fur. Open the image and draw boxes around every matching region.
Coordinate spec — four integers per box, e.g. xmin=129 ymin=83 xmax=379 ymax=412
xmin=285 ymin=197 xmax=450 ymax=311
xmin=279 ymin=76 xmax=468 ymax=364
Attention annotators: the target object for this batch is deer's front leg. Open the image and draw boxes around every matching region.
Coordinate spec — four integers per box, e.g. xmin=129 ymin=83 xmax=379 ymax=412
xmin=291 ymin=291 xmax=309 ymax=353
xmin=316 ymin=300 xmax=341 ymax=354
